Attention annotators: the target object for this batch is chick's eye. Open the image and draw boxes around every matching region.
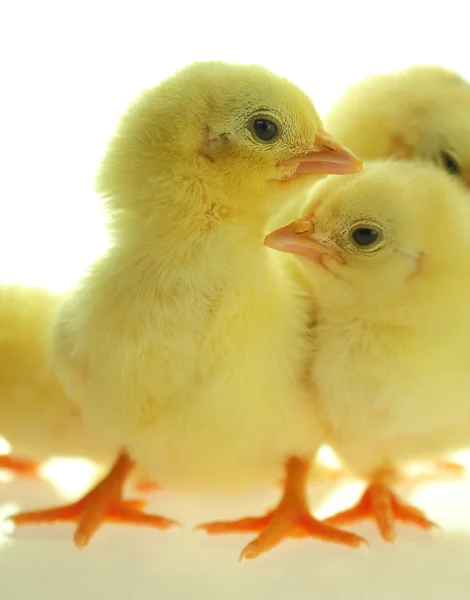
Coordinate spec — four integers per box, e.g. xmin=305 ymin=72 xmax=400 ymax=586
xmin=351 ymin=227 xmax=379 ymax=247
xmin=251 ymin=118 xmax=278 ymax=142
xmin=441 ymin=151 xmax=461 ymax=175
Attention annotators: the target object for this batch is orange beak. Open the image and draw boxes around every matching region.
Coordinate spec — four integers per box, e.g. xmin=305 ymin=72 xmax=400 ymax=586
xmin=280 ymin=128 xmax=363 ymax=177
xmin=264 ymin=218 xmax=345 ymax=265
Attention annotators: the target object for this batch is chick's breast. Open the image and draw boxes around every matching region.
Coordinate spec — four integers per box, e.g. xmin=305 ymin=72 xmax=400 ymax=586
xmin=311 ymin=315 xmax=470 ymax=477
xmin=129 ymin=267 xmax=321 ymax=491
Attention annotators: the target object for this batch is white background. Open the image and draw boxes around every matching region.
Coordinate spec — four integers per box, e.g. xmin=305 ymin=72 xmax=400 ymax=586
xmin=1 ymin=1 xmax=470 ymax=598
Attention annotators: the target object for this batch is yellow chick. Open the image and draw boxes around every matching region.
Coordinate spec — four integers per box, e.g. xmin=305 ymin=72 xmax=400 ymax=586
xmin=11 ymin=61 xmax=363 ymax=558
xmin=0 ymin=284 xmax=158 ymax=499
xmin=325 ymin=65 xmax=470 ymax=186
xmin=265 ymin=159 xmax=470 ymax=542
xmin=0 ymin=285 xmax=114 ymax=475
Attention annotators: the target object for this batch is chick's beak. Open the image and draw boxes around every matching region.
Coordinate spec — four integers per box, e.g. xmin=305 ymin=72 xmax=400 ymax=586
xmin=264 ymin=219 xmax=345 ymax=265
xmin=282 ymin=128 xmax=363 ymax=177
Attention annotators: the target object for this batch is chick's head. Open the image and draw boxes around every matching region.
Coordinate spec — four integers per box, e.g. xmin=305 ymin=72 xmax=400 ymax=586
xmin=400 ymin=67 xmax=470 ymax=186
xmin=98 ymin=61 xmax=361 ymax=215
xmin=412 ymin=92 xmax=470 ymax=187
xmin=265 ymin=160 xmax=470 ymax=309
xmin=326 ymin=65 xmax=470 ymax=189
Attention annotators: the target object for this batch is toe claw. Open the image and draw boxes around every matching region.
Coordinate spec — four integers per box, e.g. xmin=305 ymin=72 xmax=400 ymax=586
xmin=239 ymin=541 xmax=260 ymax=561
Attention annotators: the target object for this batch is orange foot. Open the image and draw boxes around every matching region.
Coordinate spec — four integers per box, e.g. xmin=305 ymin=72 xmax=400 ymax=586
xmin=197 ymin=456 xmax=366 ymax=560
xmin=434 ymin=459 xmax=465 ymax=475
xmin=0 ymin=455 xmax=39 ymax=477
xmin=10 ymin=451 xmax=178 ymax=547
xmin=325 ymin=470 xmax=437 ymax=542
xmin=319 ymin=460 xmax=467 ymax=488
xmin=398 ymin=459 xmax=465 ymax=486
xmin=134 ymin=478 xmax=160 ymax=493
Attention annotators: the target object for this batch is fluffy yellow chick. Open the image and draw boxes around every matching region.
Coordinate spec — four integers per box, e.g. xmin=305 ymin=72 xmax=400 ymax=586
xmin=11 ymin=61 xmax=363 ymax=557
xmin=265 ymin=159 xmax=470 ymax=542
xmin=325 ymin=65 xmax=470 ymax=186
xmin=0 ymin=285 xmax=114 ymax=473
xmin=0 ymin=285 xmax=158 ymax=498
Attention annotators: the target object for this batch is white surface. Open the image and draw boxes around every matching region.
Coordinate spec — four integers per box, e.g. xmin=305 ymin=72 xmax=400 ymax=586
xmin=1 ymin=463 xmax=470 ymax=600
xmin=2 ymin=1 xmax=470 ymax=597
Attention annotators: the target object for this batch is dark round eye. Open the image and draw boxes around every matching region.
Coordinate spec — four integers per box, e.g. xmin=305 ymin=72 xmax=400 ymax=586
xmin=441 ymin=150 xmax=461 ymax=175
xmin=352 ymin=227 xmax=379 ymax=247
xmin=252 ymin=119 xmax=278 ymax=142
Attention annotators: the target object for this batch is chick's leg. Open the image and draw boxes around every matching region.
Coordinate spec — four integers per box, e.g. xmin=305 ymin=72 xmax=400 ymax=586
xmin=197 ymin=456 xmax=365 ymax=560
xmin=11 ymin=451 xmax=178 ymax=547
xmin=324 ymin=468 xmax=436 ymax=542
xmin=0 ymin=455 xmax=39 ymax=477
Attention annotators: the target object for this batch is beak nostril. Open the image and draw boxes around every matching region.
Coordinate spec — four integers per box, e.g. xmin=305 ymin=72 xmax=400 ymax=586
xmin=314 ymin=128 xmax=341 ymax=152
xmin=293 ymin=219 xmax=314 ymax=234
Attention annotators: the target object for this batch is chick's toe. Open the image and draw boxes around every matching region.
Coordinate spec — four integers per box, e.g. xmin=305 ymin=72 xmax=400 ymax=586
xmin=0 ymin=455 xmax=39 ymax=478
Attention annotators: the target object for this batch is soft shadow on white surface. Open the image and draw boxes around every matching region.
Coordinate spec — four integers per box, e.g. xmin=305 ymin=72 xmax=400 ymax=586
xmin=1 ymin=466 xmax=469 ymax=600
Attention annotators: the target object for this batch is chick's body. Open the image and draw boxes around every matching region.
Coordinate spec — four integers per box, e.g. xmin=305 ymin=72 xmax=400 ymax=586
xmin=311 ymin=286 xmax=470 ymax=477
xmin=0 ymin=285 xmax=111 ymax=464
xmin=265 ymin=160 xmax=470 ymax=539
xmin=27 ymin=61 xmax=363 ymax=556
xmin=53 ymin=62 xmax=327 ymax=492
xmin=58 ymin=237 xmax=319 ymax=491
xmin=325 ymin=65 xmax=470 ymax=186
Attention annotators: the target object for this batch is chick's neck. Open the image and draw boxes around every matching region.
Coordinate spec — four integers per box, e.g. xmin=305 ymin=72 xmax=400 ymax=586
xmin=109 ymin=181 xmax=279 ymax=298
xmin=314 ymin=259 xmax=470 ymax=339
